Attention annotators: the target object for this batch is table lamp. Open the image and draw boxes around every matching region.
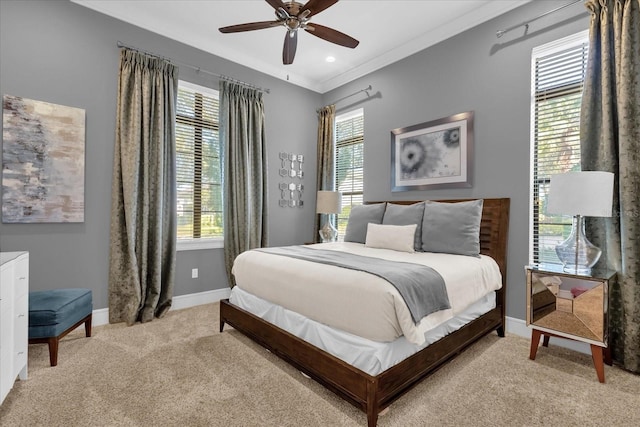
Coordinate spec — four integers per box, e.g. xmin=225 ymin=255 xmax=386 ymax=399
xmin=316 ymin=190 xmax=341 ymax=242
xmin=547 ymin=171 xmax=614 ymax=274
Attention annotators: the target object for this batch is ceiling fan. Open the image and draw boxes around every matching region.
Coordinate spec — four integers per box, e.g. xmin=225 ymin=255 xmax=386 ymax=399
xmin=219 ymin=0 xmax=359 ymax=65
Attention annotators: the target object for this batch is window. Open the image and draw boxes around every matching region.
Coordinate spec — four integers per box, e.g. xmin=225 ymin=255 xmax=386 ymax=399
xmin=335 ymin=108 xmax=364 ymax=238
xmin=530 ymin=31 xmax=588 ymax=265
xmin=175 ymin=81 xmax=223 ymax=250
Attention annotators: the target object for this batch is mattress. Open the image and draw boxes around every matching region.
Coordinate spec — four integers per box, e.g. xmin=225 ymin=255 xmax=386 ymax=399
xmin=229 ymin=286 xmax=497 ymax=376
xmin=231 ymin=242 xmax=502 ymax=345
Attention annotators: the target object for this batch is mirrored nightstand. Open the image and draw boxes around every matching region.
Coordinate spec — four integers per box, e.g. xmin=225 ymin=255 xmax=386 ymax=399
xmin=525 ymin=264 xmax=616 ymax=383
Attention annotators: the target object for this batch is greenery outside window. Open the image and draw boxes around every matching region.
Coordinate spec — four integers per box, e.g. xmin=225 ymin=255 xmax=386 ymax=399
xmin=530 ymin=31 xmax=588 ymax=266
xmin=335 ymin=108 xmax=364 ymax=239
xmin=176 ymin=81 xmax=223 ymax=250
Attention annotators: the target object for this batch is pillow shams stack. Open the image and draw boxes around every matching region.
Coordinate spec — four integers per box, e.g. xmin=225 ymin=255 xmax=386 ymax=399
xmin=343 ymin=199 xmax=483 ymax=257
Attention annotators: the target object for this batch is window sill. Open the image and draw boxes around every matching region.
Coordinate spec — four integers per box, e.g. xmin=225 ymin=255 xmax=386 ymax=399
xmin=177 ymin=238 xmax=223 ymax=251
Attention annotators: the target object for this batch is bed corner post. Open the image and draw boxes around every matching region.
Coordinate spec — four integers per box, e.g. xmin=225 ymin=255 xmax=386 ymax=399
xmin=496 ymin=197 xmax=509 ymax=338
xmin=366 ymin=378 xmax=379 ymax=427
xmin=496 ymin=285 xmax=506 ymax=338
xmin=219 ymin=299 xmax=228 ymax=333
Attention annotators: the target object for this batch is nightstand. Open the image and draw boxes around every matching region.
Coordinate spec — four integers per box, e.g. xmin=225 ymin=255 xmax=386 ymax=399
xmin=525 ymin=264 xmax=616 ymax=383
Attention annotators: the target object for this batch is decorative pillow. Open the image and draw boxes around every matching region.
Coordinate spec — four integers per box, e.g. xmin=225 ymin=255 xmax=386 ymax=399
xmin=344 ymin=203 xmax=386 ymax=243
xmin=421 ymin=199 xmax=484 ymax=257
xmin=382 ymin=202 xmax=425 ymax=251
xmin=365 ymin=223 xmax=417 ymax=253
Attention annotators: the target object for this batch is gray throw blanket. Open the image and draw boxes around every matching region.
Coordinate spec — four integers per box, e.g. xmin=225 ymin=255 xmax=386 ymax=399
xmin=256 ymin=245 xmax=450 ymax=324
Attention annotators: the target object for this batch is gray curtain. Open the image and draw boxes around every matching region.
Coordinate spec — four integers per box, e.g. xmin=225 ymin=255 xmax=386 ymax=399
xmin=580 ymin=0 xmax=640 ymax=373
xmin=314 ymin=105 xmax=336 ymax=241
xmin=220 ymin=81 xmax=268 ymax=287
xmin=109 ymin=49 xmax=178 ymax=325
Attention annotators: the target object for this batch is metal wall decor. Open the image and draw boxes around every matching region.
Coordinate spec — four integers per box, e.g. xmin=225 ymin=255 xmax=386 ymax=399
xmin=278 ymin=152 xmax=305 ymax=208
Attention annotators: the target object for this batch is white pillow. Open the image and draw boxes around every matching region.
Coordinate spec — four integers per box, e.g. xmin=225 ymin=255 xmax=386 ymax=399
xmin=365 ymin=223 xmax=417 ymax=253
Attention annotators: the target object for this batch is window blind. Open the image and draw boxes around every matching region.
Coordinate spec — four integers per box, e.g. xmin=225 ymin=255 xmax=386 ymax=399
xmin=176 ymin=83 xmax=222 ymax=240
xmin=531 ymin=34 xmax=588 ymax=265
xmin=335 ymin=110 xmax=364 ymax=237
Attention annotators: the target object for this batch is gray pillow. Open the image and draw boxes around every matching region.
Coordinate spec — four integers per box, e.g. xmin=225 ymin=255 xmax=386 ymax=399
xmin=382 ymin=202 xmax=425 ymax=251
xmin=421 ymin=199 xmax=484 ymax=257
xmin=344 ymin=203 xmax=386 ymax=243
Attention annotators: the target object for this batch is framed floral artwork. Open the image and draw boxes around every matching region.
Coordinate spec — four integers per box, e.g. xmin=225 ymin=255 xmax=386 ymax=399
xmin=391 ymin=111 xmax=473 ymax=191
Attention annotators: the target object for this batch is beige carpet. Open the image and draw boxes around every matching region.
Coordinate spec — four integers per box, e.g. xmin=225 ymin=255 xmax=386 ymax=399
xmin=1 ymin=303 xmax=638 ymax=426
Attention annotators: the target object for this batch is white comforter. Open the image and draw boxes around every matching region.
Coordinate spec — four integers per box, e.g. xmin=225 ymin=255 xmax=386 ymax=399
xmin=231 ymin=242 xmax=502 ymax=345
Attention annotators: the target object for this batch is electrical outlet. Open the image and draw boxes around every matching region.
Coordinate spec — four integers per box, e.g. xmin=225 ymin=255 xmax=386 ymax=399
xmin=191 ymin=268 xmax=198 ymax=279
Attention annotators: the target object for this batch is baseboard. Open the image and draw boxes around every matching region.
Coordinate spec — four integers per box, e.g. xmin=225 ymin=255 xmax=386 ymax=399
xmin=91 ymin=288 xmax=232 ymax=327
xmin=171 ymin=288 xmax=232 ymax=310
xmin=506 ymin=315 xmax=590 ymax=355
xmin=92 ymin=308 xmax=110 ymax=327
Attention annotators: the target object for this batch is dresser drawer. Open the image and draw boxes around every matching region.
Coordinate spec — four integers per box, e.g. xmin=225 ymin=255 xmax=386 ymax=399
xmin=14 ymin=293 xmax=28 ymax=347
xmin=1 ymin=333 xmax=11 ymax=384
xmin=13 ymin=347 xmax=27 ymax=378
xmin=1 ymin=310 xmax=12 ymax=386
xmin=1 ymin=252 xmax=29 ymax=403
xmin=14 ymin=256 xmax=29 ymax=299
xmin=1 ymin=266 xmax=12 ymax=313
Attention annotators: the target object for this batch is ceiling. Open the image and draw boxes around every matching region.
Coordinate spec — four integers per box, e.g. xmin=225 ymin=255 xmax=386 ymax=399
xmin=72 ymin=0 xmax=531 ymax=93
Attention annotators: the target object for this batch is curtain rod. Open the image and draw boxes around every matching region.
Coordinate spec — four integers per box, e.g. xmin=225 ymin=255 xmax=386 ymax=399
xmin=317 ymin=85 xmax=372 ymax=112
xmin=496 ymin=0 xmax=583 ymax=38
xmin=116 ymin=41 xmax=271 ymax=94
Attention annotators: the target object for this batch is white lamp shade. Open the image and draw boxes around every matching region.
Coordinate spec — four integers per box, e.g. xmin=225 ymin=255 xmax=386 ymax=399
xmin=547 ymin=171 xmax=614 ymax=217
xmin=316 ymin=191 xmax=341 ymax=214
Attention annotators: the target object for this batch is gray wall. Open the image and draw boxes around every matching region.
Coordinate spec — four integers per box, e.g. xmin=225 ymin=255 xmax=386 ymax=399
xmin=0 ymin=0 xmax=320 ymax=310
xmin=321 ymin=1 xmax=590 ymax=320
xmin=1 ymin=0 xmax=591 ymax=322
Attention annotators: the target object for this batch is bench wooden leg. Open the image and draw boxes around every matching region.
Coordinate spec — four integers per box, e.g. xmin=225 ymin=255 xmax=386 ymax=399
xmin=84 ymin=313 xmax=92 ymax=337
xmin=47 ymin=337 xmax=59 ymax=367
xmin=30 ymin=313 xmax=93 ymax=367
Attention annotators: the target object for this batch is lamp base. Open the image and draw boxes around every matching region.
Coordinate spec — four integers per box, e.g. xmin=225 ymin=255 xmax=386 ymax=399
xmin=555 ymin=215 xmax=602 ymax=275
xmin=319 ymin=220 xmax=337 ymax=243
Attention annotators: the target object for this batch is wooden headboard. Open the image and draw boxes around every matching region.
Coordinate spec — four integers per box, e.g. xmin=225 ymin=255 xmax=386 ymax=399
xmin=366 ymin=198 xmax=510 ymax=302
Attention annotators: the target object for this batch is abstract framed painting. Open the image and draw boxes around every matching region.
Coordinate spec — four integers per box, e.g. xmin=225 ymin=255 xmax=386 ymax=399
xmin=2 ymin=95 xmax=85 ymax=223
xmin=391 ymin=111 xmax=473 ymax=191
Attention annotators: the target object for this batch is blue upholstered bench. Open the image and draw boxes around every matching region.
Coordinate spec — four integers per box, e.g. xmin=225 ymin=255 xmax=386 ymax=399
xmin=28 ymin=288 xmax=93 ymax=366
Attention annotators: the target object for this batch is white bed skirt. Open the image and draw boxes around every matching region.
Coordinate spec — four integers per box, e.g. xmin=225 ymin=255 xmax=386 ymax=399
xmin=229 ymin=286 xmax=496 ymax=376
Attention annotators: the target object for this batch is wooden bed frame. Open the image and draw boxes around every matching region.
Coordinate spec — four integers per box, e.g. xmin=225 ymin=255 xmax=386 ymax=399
xmin=220 ymin=198 xmax=510 ymax=426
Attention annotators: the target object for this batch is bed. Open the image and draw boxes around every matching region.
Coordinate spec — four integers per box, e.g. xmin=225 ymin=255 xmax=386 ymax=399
xmin=220 ymin=198 xmax=510 ymax=426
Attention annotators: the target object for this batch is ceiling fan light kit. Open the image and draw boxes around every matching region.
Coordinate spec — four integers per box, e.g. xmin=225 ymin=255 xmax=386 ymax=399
xmin=219 ymin=0 xmax=359 ymax=65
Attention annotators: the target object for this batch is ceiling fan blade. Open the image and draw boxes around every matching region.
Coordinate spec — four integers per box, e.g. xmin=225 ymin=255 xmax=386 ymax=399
xmin=298 ymin=0 xmax=338 ymax=18
xmin=219 ymin=20 xmax=281 ymax=33
xmin=283 ymin=30 xmax=298 ymax=65
xmin=265 ymin=0 xmax=287 ymax=11
xmin=305 ymin=23 xmax=359 ymax=48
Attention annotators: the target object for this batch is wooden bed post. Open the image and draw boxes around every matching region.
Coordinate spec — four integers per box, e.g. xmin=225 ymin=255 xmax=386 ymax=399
xmin=366 ymin=378 xmax=379 ymax=427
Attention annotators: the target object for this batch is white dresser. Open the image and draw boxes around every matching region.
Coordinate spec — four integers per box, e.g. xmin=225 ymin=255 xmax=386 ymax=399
xmin=1 ymin=251 xmax=29 ymax=405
